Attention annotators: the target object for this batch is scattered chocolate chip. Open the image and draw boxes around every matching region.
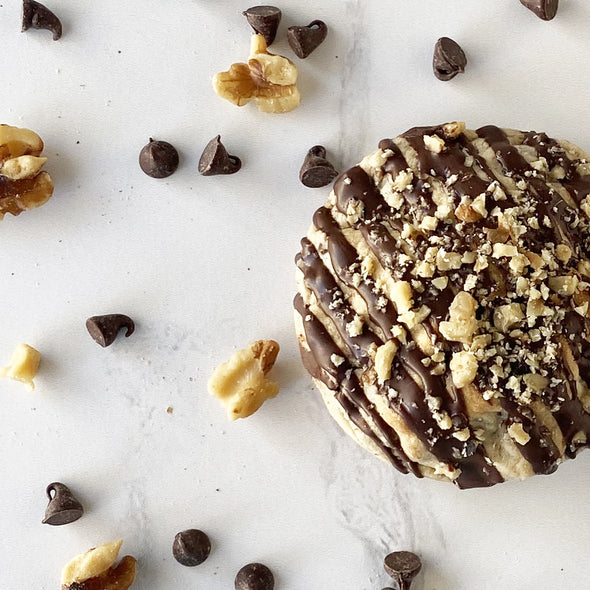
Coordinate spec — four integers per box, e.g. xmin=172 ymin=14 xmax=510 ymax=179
xmin=198 ymin=135 xmax=241 ymax=176
xmin=235 ymin=563 xmax=274 ymax=590
xmin=243 ymin=6 xmax=281 ymax=45
xmin=519 ymin=0 xmax=558 ymax=20
xmin=383 ymin=551 xmax=422 ymax=590
xmin=139 ymin=139 xmax=179 ymax=179
xmin=299 ymin=145 xmax=338 ymax=188
xmin=172 ymin=529 xmax=211 ymax=566
xmin=86 ymin=314 xmax=135 ymax=347
xmin=432 ymin=37 xmax=467 ymax=81
xmin=287 ymin=20 xmax=328 ymax=59
xmin=22 ymin=0 xmax=62 ymax=41
xmin=42 ymin=482 xmax=83 ymax=525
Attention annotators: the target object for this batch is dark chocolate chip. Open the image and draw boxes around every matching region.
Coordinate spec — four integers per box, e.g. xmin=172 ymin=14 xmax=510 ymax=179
xmin=22 ymin=0 xmax=62 ymax=41
xmin=198 ymin=135 xmax=241 ymax=176
xmin=243 ymin=6 xmax=281 ymax=45
xmin=299 ymin=145 xmax=338 ymax=188
xmin=287 ymin=20 xmax=328 ymax=59
xmin=86 ymin=314 xmax=135 ymax=348
xmin=42 ymin=482 xmax=83 ymax=525
xmin=235 ymin=563 xmax=274 ymax=590
xmin=519 ymin=0 xmax=558 ymax=20
xmin=139 ymin=139 xmax=179 ymax=179
xmin=383 ymin=551 xmax=422 ymax=590
xmin=432 ymin=37 xmax=467 ymax=81
xmin=172 ymin=529 xmax=211 ymax=566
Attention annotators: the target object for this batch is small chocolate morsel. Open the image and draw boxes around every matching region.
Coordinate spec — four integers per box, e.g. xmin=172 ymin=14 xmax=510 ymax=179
xmin=42 ymin=482 xmax=83 ymax=525
xmin=139 ymin=139 xmax=179 ymax=179
xmin=432 ymin=37 xmax=467 ymax=81
xmin=198 ymin=135 xmax=241 ymax=176
xmin=299 ymin=145 xmax=338 ymax=188
xmin=22 ymin=0 xmax=62 ymax=41
xmin=172 ymin=529 xmax=211 ymax=566
xmin=287 ymin=20 xmax=328 ymax=59
xmin=383 ymin=551 xmax=422 ymax=590
xmin=86 ymin=314 xmax=135 ymax=347
xmin=235 ymin=563 xmax=274 ymax=590
xmin=519 ymin=0 xmax=558 ymax=20
xmin=243 ymin=6 xmax=281 ymax=45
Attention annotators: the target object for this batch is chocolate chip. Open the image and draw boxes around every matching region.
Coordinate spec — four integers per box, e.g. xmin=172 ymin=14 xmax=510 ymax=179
xmin=519 ymin=0 xmax=558 ymax=20
xmin=139 ymin=139 xmax=179 ymax=179
xmin=287 ymin=20 xmax=328 ymax=59
xmin=432 ymin=37 xmax=467 ymax=81
xmin=42 ymin=482 xmax=83 ymax=525
xmin=243 ymin=6 xmax=281 ymax=45
xmin=299 ymin=145 xmax=338 ymax=188
xmin=235 ymin=563 xmax=274 ymax=590
xmin=198 ymin=135 xmax=241 ymax=176
xmin=86 ymin=314 xmax=135 ymax=347
xmin=22 ymin=0 xmax=62 ymax=40
xmin=172 ymin=529 xmax=211 ymax=566
xmin=383 ymin=551 xmax=422 ymax=590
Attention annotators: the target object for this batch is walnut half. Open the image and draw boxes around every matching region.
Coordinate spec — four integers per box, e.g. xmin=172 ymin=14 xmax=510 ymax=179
xmin=0 ymin=124 xmax=54 ymax=219
xmin=213 ymin=35 xmax=300 ymax=113
xmin=61 ymin=540 xmax=137 ymax=590
xmin=208 ymin=339 xmax=280 ymax=420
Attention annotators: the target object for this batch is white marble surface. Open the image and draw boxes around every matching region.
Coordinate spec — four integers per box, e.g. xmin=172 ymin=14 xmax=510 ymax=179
xmin=2 ymin=1 xmax=590 ymax=588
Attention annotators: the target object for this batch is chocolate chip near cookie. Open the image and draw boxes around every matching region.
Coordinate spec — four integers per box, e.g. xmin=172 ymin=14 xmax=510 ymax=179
xmin=294 ymin=121 xmax=590 ymax=488
xmin=22 ymin=0 xmax=62 ymax=41
xmin=433 ymin=37 xmax=466 ymax=81
xmin=520 ymin=0 xmax=559 ymax=21
xmin=235 ymin=563 xmax=274 ymax=590
xmin=172 ymin=529 xmax=211 ymax=566
xmin=243 ymin=6 xmax=281 ymax=45
xmin=139 ymin=139 xmax=179 ymax=178
xmin=287 ymin=20 xmax=328 ymax=59
xmin=86 ymin=314 xmax=135 ymax=347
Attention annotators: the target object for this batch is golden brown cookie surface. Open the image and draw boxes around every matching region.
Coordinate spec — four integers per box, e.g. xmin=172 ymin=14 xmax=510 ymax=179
xmin=295 ymin=122 xmax=590 ymax=488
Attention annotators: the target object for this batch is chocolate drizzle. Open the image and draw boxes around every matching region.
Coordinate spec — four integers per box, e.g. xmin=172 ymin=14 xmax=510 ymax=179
xmin=295 ymin=122 xmax=590 ymax=488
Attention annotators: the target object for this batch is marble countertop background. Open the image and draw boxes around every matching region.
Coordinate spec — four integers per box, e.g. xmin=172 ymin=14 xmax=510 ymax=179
xmin=1 ymin=1 xmax=590 ymax=588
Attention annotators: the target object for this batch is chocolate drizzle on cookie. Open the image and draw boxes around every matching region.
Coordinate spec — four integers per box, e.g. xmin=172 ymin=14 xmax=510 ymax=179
xmin=295 ymin=122 xmax=590 ymax=488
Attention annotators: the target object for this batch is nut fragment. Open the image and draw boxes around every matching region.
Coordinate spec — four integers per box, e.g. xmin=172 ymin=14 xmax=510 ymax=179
xmin=0 ymin=124 xmax=54 ymax=219
xmin=208 ymin=340 xmax=280 ymax=420
xmin=61 ymin=540 xmax=137 ymax=590
xmin=213 ymin=35 xmax=300 ymax=113
xmin=439 ymin=292 xmax=478 ymax=344
xmin=0 ymin=343 xmax=40 ymax=391
xmin=449 ymin=351 xmax=478 ymax=388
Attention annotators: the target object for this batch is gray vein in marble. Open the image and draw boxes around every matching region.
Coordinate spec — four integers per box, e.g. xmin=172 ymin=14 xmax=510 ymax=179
xmin=337 ymin=0 xmax=370 ymax=166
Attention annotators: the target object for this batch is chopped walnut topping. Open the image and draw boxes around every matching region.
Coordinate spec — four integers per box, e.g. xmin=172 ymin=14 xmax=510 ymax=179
xmin=423 ymin=134 xmax=445 ymax=154
xmin=507 ymin=423 xmax=531 ymax=446
xmin=374 ymin=340 xmax=398 ymax=384
xmin=449 ymin=351 xmax=478 ymax=388
xmin=439 ymin=292 xmax=478 ymax=345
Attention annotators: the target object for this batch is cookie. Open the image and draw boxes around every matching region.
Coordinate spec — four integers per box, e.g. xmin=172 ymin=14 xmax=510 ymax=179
xmin=294 ymin=122 xmax=590 ymax=488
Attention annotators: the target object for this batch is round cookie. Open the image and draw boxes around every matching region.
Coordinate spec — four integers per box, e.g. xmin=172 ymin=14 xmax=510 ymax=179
xmin=294 ymin=122 xmax=590 ymax=488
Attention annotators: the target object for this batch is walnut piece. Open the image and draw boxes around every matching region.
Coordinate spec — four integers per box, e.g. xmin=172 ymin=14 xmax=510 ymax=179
xmin=213 ymin=35 xmax=300 ymax=113
xmin=208 ymin=340 xmax=280 ymax=420
xmin=439 ymin=292 xmax=478 ymax=344
xmin=0 ymin=124 xmax=54 ymax=219
xmin=449 ymin=351 xmax=478 ymax=388
xmin=0 ymin=343 xmax=40 ymax=391
xmin=374 ymin=340 xmax=398 ymax=384
xmin=61 ymin=540 xmax=137 ymax=590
